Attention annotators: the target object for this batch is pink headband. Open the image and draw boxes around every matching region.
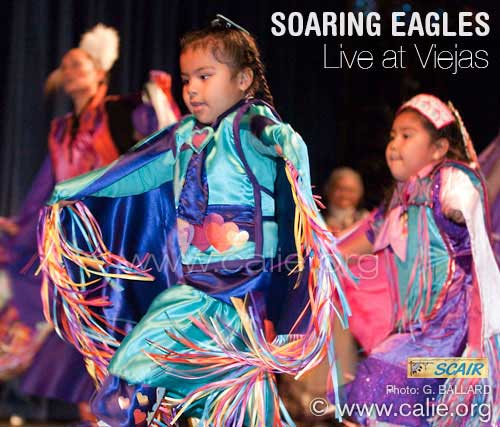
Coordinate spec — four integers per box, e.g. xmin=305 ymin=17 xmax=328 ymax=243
xmin=398 ymin=94 xmax=455 ymax=130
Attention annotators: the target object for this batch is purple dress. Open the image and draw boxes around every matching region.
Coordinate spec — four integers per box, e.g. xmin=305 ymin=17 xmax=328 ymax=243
xmin=0 ymin=155 xmax=95 ymax=403
xmin=342 ymin=161 xmax=497 ymax=426
xmin=0 ymin=89 xmax=164 ymax=403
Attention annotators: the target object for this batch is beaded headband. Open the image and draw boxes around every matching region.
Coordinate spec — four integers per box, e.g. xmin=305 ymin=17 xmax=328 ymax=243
xmin=398 ymin=94 xmax=455 ymax=130
xmin=399 ymin=94 xmax=478 ymax=165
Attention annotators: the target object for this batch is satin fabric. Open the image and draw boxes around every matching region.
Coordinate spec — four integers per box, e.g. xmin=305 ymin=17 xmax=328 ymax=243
xmin=61 ymin=180 xmax=182 ymax=337
xmin=49 ymin=85 xmax=119 ymax=182
xmin=106 ymin=285 xmax=277 ymax=422
xmin=1 ymin=88 xmax=163 ymax=400
xmin=45 ymin=99 xmax=313 ymax=425
xmin=109 ymin=285 xmax=244 ymax=388
xmin=91 ymin=376 xmax=164 ymax=427
xmin=48 ymin=101 xmax=291 ymax=299
xmin=393 ymin=203 xmax=449 ymax=321
xmin=176 ymin=147 xmax=208 ymax=225
xmin=345 ymin=267 xmax=470 ymax=427
xmin=50 ymin=127 xmax=177 ymax=202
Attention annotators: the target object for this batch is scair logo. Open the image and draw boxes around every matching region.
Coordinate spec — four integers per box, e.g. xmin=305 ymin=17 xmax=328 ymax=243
xmin=407 ymin=358 xmax=488 ymax=378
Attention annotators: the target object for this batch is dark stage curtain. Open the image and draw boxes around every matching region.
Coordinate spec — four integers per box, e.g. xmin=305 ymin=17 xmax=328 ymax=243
xmin=1 ymin=0 xmax=498 ymax=215
xmin=1 ymin=0 xmax=341 ymax=215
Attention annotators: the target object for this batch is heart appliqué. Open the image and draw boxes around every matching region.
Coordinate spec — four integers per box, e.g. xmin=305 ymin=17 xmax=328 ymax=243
xmin=118 ymin=396 xmax=130 ymax=410
xmin=191 ymin=127 xmax=213 ymax=150
xmin=191 ymin=223 xmax=210 ymax=251
xmin=203 ymin=213 xmax=249 ymax=252
xmin=184 ymin=213 xmax=250 ymax=253
xmin=177 ymin=218 xmax=194 ymax=254
xmin=227 ymin=229 xmax=249 ymax=247
xmin=133 ymin=409 xmax=146 ymax=424
xmin=136 ymin=392 xmax=149 ymax=407
xmin=205 ymin=217 xmax=237 ymax=252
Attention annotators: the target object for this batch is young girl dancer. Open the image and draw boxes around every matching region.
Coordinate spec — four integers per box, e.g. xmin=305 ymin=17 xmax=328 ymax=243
xmin=38 ymin=16 xmax=350 ymax=427
xmin=339 ymin=94 xmax=500 ymax=426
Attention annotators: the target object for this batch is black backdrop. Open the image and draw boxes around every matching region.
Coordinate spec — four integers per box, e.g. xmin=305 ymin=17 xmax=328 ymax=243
xmin=1 ymin=0 xmax=498 ymax=215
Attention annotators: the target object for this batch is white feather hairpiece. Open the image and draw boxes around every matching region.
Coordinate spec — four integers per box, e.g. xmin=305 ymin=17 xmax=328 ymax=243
xmin=79 ymin=23 xmax=119 ymax=72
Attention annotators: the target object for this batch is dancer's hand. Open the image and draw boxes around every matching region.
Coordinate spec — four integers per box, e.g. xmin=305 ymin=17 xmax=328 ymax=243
xmin=149 ymin=70 xmax=172 ymax=91
xmin=443 ymin=206 xmax=465 ymax=224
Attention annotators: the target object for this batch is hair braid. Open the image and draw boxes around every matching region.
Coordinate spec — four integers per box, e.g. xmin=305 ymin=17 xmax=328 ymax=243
xmin=251 ymin=53 xmax=274 ymax=106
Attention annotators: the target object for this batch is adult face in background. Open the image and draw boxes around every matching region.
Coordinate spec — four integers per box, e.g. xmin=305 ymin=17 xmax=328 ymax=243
xmin=60 ymin=48 xmax=105 ymax=102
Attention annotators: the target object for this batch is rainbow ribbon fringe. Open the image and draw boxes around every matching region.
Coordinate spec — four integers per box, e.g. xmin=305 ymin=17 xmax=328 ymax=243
xmin=146 ymin=160 xmax=354 ymax=426
xmin=37 ymin=201 xmax=153 ymax=385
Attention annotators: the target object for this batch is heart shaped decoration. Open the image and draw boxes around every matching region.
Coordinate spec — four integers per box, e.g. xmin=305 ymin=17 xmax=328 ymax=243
xmin=227 ymin=229 xmax=249 ymax=247
xmin=204 ymin=214 xmax=231 ymax=252
xmin=133 ymin=409 xmax=147 ymax=424
xmin=201 ymin=214 xmax=250 ymax=253
xmin=204 ymin=213 xmax=224 ymax=226
xmin=191 ymin=128 xmax=212 ymax=150
xmin=205 ymin=222 xmax=230 ymax=252
xmin=217 ymin=223 xmax=241 ymax=252
xmin=177 ymin=218 xmax=194 ymax=254
xmin=118 ymin=396 xmax=130 ymax=410
xmin=136 ymin=392 xmax=149 ymax=407
xmin=191 ymin=223 xmax=210 ymax=251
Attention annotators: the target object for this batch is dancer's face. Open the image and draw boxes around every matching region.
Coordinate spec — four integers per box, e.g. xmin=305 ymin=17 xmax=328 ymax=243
xmin=386 ymin=111 xmax=447 ymax=182
xmin=180 ymin=45 xmax=252 ymax=125
xmin=60 ymin=49 xmax=104 ymax=98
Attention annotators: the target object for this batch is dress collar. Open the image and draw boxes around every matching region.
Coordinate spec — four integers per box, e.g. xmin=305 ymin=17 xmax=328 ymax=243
xmin=188 ymin=98 xmax=249 ymax=153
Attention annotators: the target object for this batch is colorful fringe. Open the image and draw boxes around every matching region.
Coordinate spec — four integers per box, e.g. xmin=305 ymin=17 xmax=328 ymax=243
xmin=146 ymin=160 xmax=354 ymax=426
xmin=398 ymin=208 xmax=447 ymax=329
xmin=431 ymin=337 xmax=500 ymax=426
xmin=149 ymin=397 xmax=180 ymax=427
xmin=146 ymin=301 xmax=297 ymax=426
xmin=37 ymin=202 xmax=153 ymax=385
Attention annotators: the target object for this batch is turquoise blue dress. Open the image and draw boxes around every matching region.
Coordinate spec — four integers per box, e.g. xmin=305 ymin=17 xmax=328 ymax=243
xmin=40 ymin=99 xmax=350 ymax=426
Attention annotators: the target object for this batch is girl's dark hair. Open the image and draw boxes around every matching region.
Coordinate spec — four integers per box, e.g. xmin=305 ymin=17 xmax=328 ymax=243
xmin=397 ymin=107 xmax=468 ymax=162
xmin=180 ymin=25 xmax=274 ymax=106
